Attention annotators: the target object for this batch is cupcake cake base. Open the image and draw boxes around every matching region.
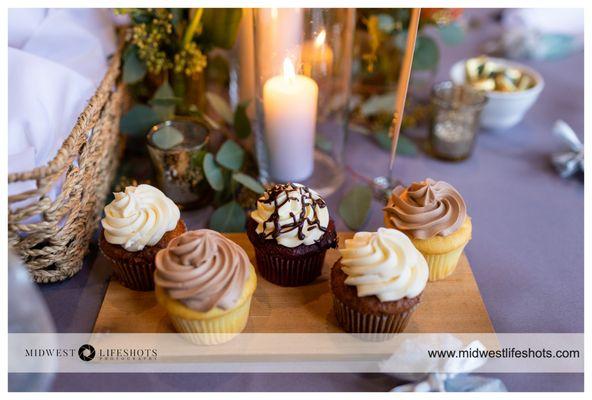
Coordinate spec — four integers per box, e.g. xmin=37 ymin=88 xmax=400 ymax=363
xmin=246 ymin=218 xmax=338 ymax=287
xmin=99 ymin=219 xmax=187 ymax=291
xmin=155 ymin=264 xmax=257 ymax=345
xmin=330 ymin=261 xmax=421 ymax=334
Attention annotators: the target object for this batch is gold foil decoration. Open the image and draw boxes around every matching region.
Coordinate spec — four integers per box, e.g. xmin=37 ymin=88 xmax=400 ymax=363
xmin=464 ymin=56 xmax=535 ymax=93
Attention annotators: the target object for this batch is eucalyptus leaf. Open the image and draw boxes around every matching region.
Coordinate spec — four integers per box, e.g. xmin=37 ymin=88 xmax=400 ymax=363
xmin=361 ymin=92 xmax=396 ymax=117
xmin=120 ymin=105 xmax=160 ymax=136
xmin=413 ymin=35 xmax=440 ymax=71
xmin=233 ymin=101 xmax=252 ymax=139
xmin=122 ymin=46 xmax=146 ymax=84
xmin=438 ymin=23 xmax=465 ymax=46
xmin=209 ymin=201 xmax=246 ymax=232
xmin=206 ymin=92 xmax=233 ymax=125
xmin=374 ymin=130 xmax=392 ymax=150
xmin=232 ymin=172 xmax=265 ymax=194
xmin=374 ymin=131 xmax=417 ymax=156
xmin=203 ymin=153 xmax=224 ymax=191
xmin=151 ymin=126 xmax=184 ymax=150
xmin=216 ymin=140 xmax=244 ymax=171
xmin=339 ymin=185 xmax=373 ymax=230
xmin=396 ymin=135 xmax=418 ymax=156
xmin=153 ymin=79 xmax=174 ymax=99
xmin=151 ymin=80 xmax=178 ymax=120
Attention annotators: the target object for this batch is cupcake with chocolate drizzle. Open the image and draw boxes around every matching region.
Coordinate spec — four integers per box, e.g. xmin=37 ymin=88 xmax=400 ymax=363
xmin=247 ymin=182 xmax=337 ymax=286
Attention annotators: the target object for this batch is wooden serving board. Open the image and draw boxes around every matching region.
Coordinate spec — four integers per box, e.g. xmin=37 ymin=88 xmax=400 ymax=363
xmin=93 ymin=233 xmax=493 ymax=334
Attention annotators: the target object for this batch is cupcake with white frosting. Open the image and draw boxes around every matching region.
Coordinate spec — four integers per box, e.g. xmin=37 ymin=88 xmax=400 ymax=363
xmin=99 ymin=184 xmax=186 ymax=290
xmin=331 ymin=228 xmax=428 ymax=333
xmin=155 ymin=229 xmax=257 ymax=345
xmin=247 ymin=182 xmax=338 ymax=286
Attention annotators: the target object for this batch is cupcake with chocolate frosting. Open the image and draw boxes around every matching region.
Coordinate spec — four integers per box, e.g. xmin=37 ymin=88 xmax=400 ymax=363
xmin=155 ymin=229 xmax=257 ymax=345
xmin=247 ymin=182 xmax=337 ymax=286
xmin=331 ymin=228 xmax=428 ymax=333
xmin=99 ymin=184 xmax=186 ymax=290
xmin=383 ymin=178 xmax=472 ymax=281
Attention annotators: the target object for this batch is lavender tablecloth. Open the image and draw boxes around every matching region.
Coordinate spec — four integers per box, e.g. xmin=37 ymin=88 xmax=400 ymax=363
xmin=23 ymin=9 xmax=584 ymax=392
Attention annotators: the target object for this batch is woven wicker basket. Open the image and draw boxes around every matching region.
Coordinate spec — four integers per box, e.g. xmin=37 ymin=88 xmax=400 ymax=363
xmin=8 ymin=46 xmax=124 ymax=283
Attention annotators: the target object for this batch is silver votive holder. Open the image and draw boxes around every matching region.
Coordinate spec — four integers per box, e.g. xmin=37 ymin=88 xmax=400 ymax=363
xmin=429 ymin=81 xmax=487 ymax=161
xmin=146 ymin=120 xmax=212 ymax=209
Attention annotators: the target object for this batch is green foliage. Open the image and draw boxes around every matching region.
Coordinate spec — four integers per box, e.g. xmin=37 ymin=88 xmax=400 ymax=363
xmin=119 ymin=105 xmax=160 ymax=136
xmin=150 ymin=80 xmax=179 ymax=120
xmin=232 ymin=172 xmax=264 ymax=195
xmin=119 ymin=8 xmax=260 ymax=229
xmin=374 ymin=131 xmax=418 ymax=156
xmin=360 ymin=92 xmax=396 ymax=118
xmin=209 ymin=200 xmax=246 ymax=232
xmin=203 ymin=153 xmax=224 ymax=191
xmin=339 ymin=185 xmax=373 ymax=230
xmin=120 ymin=8 xmax=242 ymax=79
xmin=206 ymin=92 xmax=234 ymax=124
xmin=216 ymin=140 xmax=244 ymax=171
xmin=412 ymin=35 xmax=440 ymax=71
xmin=122 ymin=46 xmax=147 ymax=84
xmin=151 ymin=126 xmax=184 ymax=150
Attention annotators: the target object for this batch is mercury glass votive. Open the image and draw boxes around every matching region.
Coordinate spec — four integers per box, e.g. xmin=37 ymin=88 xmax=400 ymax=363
xmin=429 ymin=81 xmax=487 ymax=161
xmin=146 ymin=120 xmax=212 ymax=209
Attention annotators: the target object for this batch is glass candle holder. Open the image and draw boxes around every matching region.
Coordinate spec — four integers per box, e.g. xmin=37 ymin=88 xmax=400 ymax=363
xmin=146 ymin=120 xmax=212 ymax=209
xmin=429 ymin=81 xmax=487 ymax=161
xmin=252 ymin=8 xmax=355 ymax=197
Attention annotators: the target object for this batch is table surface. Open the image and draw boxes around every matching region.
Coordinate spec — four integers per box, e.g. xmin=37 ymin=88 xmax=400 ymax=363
xmin=26 ymin=9 xmax=584 ymax=392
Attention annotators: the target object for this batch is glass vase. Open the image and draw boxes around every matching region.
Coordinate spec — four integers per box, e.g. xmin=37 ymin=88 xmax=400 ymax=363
xmin=252 ymin=8 xmax=355 ymax=197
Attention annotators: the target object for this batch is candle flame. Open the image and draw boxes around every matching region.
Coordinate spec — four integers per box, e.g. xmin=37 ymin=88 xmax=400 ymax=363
xmin=283 ymin=58 xmax=296 ymax=83
xmin=315 ymin=30 xmax=326 ymax=47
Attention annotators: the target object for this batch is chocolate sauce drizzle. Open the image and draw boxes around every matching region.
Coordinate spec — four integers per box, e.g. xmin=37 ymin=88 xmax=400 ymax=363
xmin=258 ymin=183 xmax=327 ymax=242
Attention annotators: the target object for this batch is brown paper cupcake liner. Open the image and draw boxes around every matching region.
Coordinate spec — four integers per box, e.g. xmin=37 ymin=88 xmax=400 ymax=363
xmin=253 ymin=248 xmax=327 ymax=287
xmin=100 ymin=250 xmax=155 ymax=291
xmin=332 ymin=296 xmax=417 ymax=334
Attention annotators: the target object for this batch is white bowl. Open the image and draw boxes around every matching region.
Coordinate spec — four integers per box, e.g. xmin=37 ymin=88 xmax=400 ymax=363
xmin=450 ymin=57 xmax=544 ymax=130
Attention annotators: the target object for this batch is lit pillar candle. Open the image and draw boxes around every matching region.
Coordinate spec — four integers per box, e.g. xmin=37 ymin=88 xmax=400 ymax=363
xmin=263 ymin=58 xmax=318 ymax=182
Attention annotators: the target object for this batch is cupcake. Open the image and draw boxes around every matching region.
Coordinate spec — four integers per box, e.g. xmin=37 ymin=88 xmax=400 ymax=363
xmin=331 ymin=228 xmax=428 ymax=333
xmin=383 ymin=178 xmax=472 ymax=281
xmin=154 ymin=230 xmax=257 ymax=345
xmin=99 ymin=184 xmax=186 ymax=290
xmin=247 ymin=182 xmax=338 ymax=287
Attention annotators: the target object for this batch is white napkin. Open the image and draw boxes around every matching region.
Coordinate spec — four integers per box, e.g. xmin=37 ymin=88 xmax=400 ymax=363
xmin=502 ymin=9 xmax=584 ymax=38
xmin=380 ymin=334 xmax=488 ymax=392
xmin=8 ymin=9 xmax=115 ymax=212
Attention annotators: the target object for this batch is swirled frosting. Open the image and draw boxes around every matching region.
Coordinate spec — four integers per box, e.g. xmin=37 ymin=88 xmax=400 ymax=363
xmin=101 ymin=184 xmax=180 ymax=252
xmin=339 ymin=228 xmax=428 ymax=301
xmin=250 ymin=183 xmax=329 ymax=248
xmin=384 ymin=179 xmax=467 ymax=239
xmin=154 ymin=230 xmax=250 ymax=312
